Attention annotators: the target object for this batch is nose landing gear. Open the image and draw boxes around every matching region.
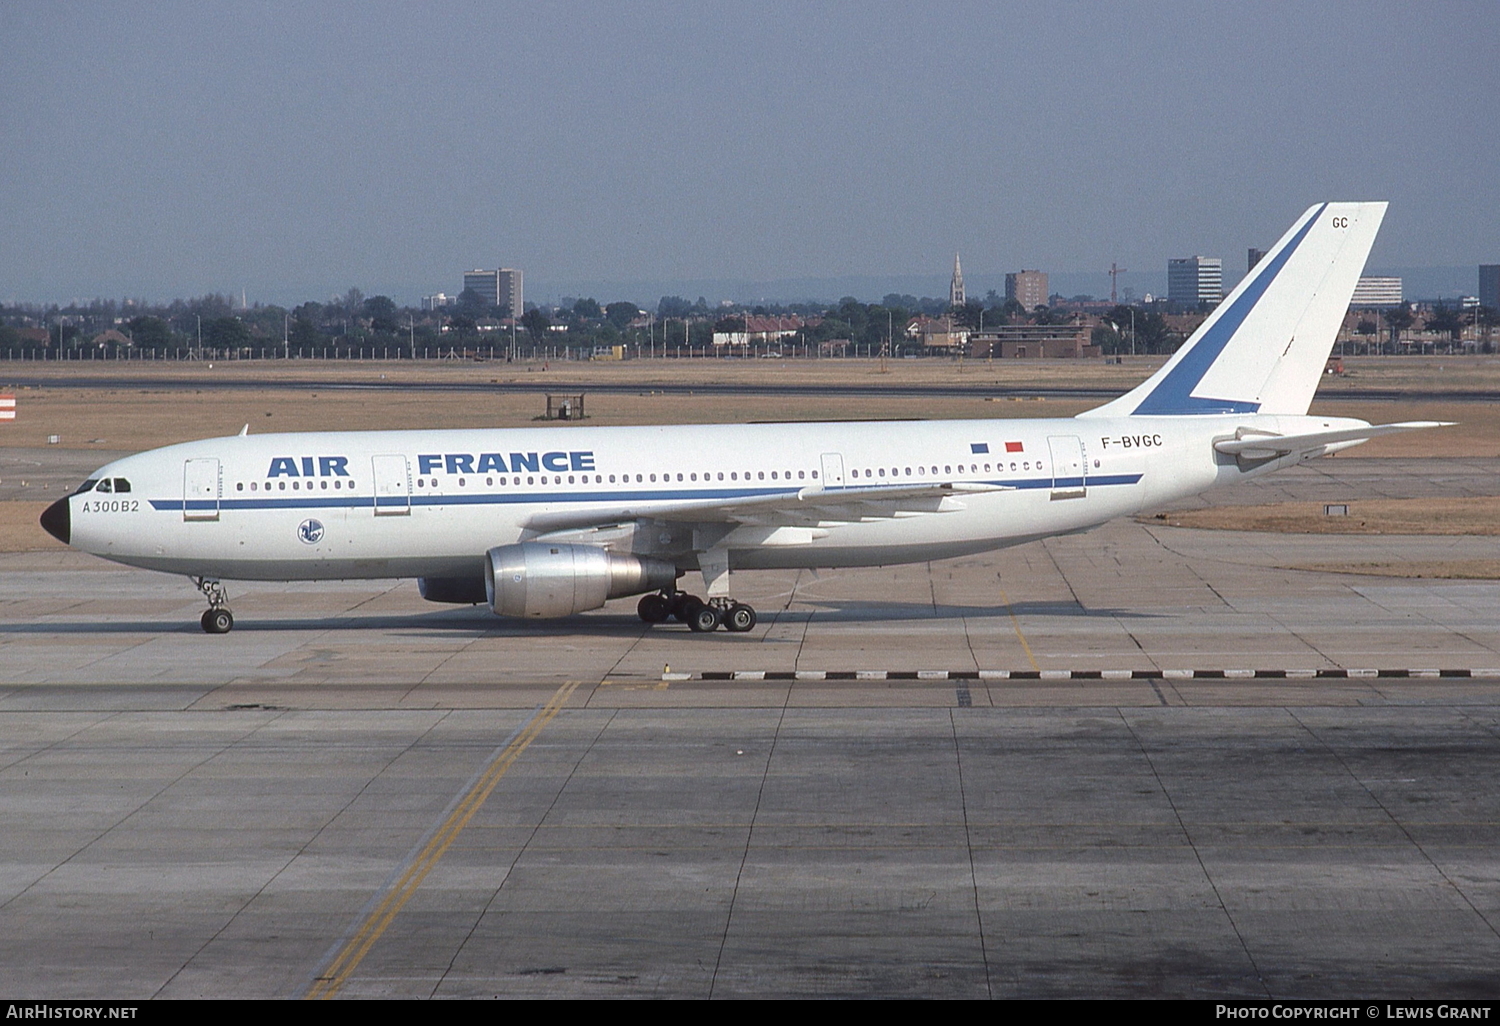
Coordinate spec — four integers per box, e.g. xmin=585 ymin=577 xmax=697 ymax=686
xmin=194 ymin=577 xmax=234 ymax=634
xmin=637 ymin=591 xmax=756 ymax=633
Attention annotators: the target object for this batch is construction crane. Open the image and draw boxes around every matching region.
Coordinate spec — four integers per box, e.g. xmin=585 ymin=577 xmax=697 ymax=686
xmin=1109 ymin=262 xmax=1127 ymax=305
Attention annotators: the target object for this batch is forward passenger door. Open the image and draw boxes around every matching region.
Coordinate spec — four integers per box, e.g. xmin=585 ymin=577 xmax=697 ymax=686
xmin=182 ymin=458 xmax=220 ymax=521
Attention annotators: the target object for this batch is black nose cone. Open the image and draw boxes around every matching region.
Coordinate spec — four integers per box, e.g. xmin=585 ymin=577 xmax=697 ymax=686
xmin=40 ymin=497 xmax=70 ymax=545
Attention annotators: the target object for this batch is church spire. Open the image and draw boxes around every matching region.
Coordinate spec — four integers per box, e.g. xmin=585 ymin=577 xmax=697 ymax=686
xmin=950 ymin=253 xmax=965 ymax=308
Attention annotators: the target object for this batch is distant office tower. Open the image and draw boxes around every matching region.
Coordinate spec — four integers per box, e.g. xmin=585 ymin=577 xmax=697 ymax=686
xmin=1168 ymin=257 xmax=1223 ymax=305
xmin=422 ymin=293 xmax=453 ymax=311
xmin=1481 ymin=265 xmax=1500 ymax=309
xmin=1350 ymin=277 xmax=1403 ymax=307
xmin=461 ymin=268 xmax=524 ymax=316
xmin=950 ymin=254 xmax=965 ymax=307
xmin=1005 ymin=270 xmax=1048 ymax=311
xmin=1248 ymin=247 xmax=1267 ymax=272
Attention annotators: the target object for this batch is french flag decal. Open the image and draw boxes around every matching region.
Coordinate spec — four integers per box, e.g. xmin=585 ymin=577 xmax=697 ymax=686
xmin=1005 ymin=441 xmax=1024 ymax=453
xmin=970 ymin=442 xmax=989 ymax=454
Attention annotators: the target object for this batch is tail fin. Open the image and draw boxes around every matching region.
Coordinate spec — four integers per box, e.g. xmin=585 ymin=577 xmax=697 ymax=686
xmin=1081 ymin=202 xmax=1386 ymax=418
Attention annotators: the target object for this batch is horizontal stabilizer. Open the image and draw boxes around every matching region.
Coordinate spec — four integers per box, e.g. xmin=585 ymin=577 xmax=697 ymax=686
xmin=1213 ymin=421 xmax=1452 ymax=459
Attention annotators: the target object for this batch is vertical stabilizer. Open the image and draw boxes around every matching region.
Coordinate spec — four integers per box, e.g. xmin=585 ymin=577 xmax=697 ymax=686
xmin=1081 ymin=202 xmax=1386 ymax=418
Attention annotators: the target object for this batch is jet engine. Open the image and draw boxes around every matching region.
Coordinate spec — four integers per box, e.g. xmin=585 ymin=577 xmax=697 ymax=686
xmin=485 ymin=543 xmax=678 ymax=618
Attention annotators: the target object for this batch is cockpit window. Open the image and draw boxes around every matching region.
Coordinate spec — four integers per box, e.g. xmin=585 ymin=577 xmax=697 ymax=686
xmin=95 ymin=479 xmax=113 ymax=493
xmin=113 ymin=478 xmax=131 ymax=493
xmin=72 ymin=479 xmax=99 ymax=495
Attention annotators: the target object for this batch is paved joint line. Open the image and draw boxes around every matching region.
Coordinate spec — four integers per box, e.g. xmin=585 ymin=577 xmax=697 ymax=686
xmin=433 ymin=707 xmax=617 ymax=997
xmin=2 ymin=710 xmax=264 ymax=917
xmin=709 ymin=702 xmax=787 ymax=999
xmin=164 ymin=708 xmax=453 ymax=999
xmin=305 ymin=679 xmax=581 ymax=1000
xmin=949 ymin=709 xmax=992 ymax=998
xmin=1287 ymin=708 xmax=1500 ymax=945
xmin=1117 ymin=708 xmax=1270 ymax=996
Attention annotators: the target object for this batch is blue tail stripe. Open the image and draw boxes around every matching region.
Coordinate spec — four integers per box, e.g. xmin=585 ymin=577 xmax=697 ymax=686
xmin=1132 ymin=203 xmax=1326 ymax=416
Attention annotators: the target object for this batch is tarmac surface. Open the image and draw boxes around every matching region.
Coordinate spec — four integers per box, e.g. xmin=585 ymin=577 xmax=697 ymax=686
xmin=2 ymin=458 xmax=1499 ymax=998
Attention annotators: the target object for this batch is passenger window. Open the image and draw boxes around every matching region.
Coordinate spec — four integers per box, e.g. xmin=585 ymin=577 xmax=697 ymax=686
xmin=236 ymin=482 xmax=243 ymax=491
xmin=771 ymin=471 xmax=778 ymax=480
xmin=250 ymin=482 xmax=257 ymax=491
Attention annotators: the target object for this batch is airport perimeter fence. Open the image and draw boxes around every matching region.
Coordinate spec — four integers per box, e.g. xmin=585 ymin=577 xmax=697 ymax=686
xmin=0 ymin=342 xmax=908 ymax=362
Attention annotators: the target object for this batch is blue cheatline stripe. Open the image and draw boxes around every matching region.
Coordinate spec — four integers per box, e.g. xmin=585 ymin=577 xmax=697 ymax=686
xmin=1132 ymin=203 xmax=1327 ymax=416
xmin=149 ymin=474 xmax=1146 ymax=514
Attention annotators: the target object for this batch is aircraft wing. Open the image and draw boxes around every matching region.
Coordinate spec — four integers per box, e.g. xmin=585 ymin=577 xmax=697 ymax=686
xmin=1213 ymin=421 xmax=1451 ymax=459
xmin=525 ymin=481 xmax=1008 ymax=533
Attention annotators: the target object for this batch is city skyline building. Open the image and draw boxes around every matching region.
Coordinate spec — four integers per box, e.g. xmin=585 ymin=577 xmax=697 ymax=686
xmin=1351 ymin=277 xmax=1403 ymax=307
xmin=949 ymin=254 xmax=965 ymax=308
xmin=1481 ymin=265 xmax=1500 ymax=310
xmin=461 ymin=268 xmax=524 ymax=317
xmin=1005 ymin=269 xmax=1048 ymax=311
xmin=1168 ymin=256 xmax=1223 ymax=305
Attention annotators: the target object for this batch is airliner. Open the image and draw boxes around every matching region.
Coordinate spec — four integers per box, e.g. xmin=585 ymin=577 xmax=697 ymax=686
xmin=40 ymin=202 xmax=1444 ymax=633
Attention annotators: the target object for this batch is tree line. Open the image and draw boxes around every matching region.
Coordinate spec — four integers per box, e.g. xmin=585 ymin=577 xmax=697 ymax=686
xmin=5 ymin=289 xmax=1493 ymax=357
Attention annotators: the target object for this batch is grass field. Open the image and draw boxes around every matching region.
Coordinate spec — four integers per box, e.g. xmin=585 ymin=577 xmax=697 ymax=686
xmin=2 ymin=356 xmax=1496 ymax=568
xmin=1 ymin=355 xmax=1495 ymax=453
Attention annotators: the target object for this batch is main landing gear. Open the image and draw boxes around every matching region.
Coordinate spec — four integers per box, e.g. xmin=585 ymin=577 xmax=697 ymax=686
xmin=637 ymin=591 xmax=757 ymax=633
xmin=194 ymin=577 xmax=234 ymax=634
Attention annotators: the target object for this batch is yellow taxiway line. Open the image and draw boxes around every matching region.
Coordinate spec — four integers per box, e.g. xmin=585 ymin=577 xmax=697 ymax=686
xmin=306 ymin=679 xmax=581 ymax=1000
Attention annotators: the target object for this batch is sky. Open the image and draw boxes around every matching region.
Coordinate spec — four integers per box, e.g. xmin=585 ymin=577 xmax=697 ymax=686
xmin=3 ymin=1 xmax=1497 ymax=307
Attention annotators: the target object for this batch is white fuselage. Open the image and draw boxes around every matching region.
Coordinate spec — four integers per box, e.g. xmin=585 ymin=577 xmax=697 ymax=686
xmin=65 ymin=412 xmax=1365 ymax=583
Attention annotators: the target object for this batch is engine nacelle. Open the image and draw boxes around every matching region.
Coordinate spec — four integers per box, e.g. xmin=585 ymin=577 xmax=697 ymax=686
xmin=485 ymin=543 xmax=678 ymax=618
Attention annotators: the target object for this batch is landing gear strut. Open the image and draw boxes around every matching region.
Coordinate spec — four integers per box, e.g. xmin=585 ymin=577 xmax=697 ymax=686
xmin=637 ymin=590 xmax=756 ymax=633
xmin=194 ymin=577 xmax=234 ymax=634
